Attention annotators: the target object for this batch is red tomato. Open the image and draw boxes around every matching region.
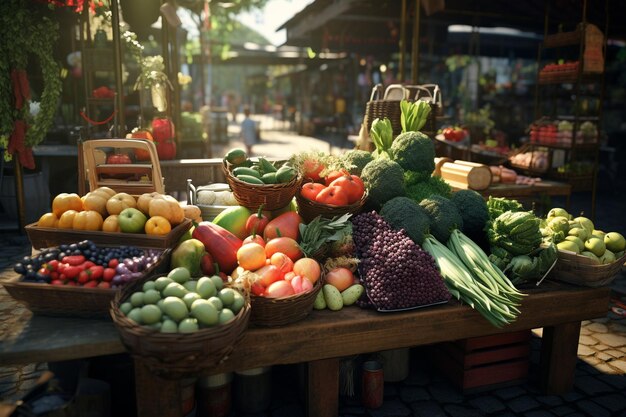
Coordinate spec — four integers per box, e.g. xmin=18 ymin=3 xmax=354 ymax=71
xmin=106 ymin=153 xmax=132 ymax=164
xmin=315 ymin=185 xmax=349 ymax=206
xmin=329 ymin=175 xmax=365 ymax=204
xmin=302 ymin=159 xmax=324 ymax=182
xmin=324 ymin=169 xmax=350 ymax=186
xmin=300 ymin=182 xmax=326 ymax=201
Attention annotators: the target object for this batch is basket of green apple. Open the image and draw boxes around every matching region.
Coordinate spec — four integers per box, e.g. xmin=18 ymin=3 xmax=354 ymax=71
xmin=110 ymin=266 xmax=250 ymax=379
xmin=547 ymin=208 xmax=626 ymax=287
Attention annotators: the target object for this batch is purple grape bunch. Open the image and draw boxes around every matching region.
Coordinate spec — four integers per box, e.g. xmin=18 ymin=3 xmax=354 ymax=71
xmin=352 ymin=211 xmax=451 ymax=310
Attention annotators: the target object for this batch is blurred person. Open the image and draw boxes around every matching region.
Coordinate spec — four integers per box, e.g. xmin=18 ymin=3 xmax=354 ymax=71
xmin=240 ymin=106 xmax=256 ymax=155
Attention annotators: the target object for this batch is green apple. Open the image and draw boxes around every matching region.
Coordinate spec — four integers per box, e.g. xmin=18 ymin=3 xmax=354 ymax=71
xmin=600 ymin=250 xmax=616 ymax=265
xmin=118 ymin=207 xmax=148 ymax=233
xmin=573 ymin=217 xmax=594 ymax=234
xmin=584 ymin=237 xmax=606 ymax=257
xmin=547 ymin=208 xmax=570 ymax=219
xmin=568 ymin=227 xmax=589 ymax=242
xmin=604 ymin=232 xmax=626 ymax=253
xmin=557 ymin=240 xmax=580 ymax=254
xmin=564 ymin=235 xmax=585 ymax=252
xmin=580 ymin=251 xmax=601 ymax=264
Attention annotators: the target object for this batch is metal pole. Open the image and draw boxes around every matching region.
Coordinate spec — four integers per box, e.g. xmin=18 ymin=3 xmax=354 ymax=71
xmin=399 ymin=0 xmax=407 ymax=82
xmin=411 ymin=0 xmax=421 ymax=84
xmin=110 ymin=0 xmax=125 ymax=136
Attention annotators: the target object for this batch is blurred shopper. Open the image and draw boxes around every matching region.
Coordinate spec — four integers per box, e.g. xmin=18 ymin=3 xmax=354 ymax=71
xmin=240 ymin=106 xmax=256 ymax=155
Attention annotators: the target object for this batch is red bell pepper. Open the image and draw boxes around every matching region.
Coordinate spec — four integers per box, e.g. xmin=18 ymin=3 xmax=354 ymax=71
xmin=192 ymin=222 xmax=243 ymax=275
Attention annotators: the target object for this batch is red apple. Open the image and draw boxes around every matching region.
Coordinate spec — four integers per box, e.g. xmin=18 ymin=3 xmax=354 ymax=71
xmin=325 ymin=267 xmax=355 ymax=292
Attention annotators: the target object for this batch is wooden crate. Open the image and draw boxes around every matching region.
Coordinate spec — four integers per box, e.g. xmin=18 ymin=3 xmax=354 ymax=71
xmin=427 ymin=330 xmax=532 ymax=391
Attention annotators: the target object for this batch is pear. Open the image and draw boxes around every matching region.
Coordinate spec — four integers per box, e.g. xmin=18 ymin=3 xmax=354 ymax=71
xmin=591 ymin=230 xmax=606 ymax=240
xmin=600 ymin=250 xmax=616 ymax=265
xmin=604 ymin=232 xmax=626 ymax=253
xmin=573 ymin=217 xmax=594 ymax=234
xmin=547 ymin=207 xmax=570 ymax=219
xmin=548 ymin=216 xmax=570 ymax=234
xmin=564 ymin=235 xmax=585 ymax=252
xmin=557 ymin=240 xmax=581 ymax=254
xmin=568 ymin=227 xmax=589 ymax=242
xmin=580 ymin=251 xmax=601 ymax=264
xmin=584 ymin=237 xmax=606 ymax=258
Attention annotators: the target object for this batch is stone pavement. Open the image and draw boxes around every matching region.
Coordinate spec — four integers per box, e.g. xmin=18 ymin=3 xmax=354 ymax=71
xmin=1 ymin=122 xmax=625 ymax=416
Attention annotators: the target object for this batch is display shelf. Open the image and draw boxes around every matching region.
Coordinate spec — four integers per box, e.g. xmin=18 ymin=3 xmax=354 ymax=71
xmin=543 ymin=29 xmax=582 ymax=49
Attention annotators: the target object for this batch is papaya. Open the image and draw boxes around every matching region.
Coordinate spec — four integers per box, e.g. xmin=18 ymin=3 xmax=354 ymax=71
xmin=225 ymin=148 xmax=247 ymax=166
xmin=212 ymin=206 xmax=252 ymax=240
xmin=170 ymin=238 xmax=207 ymax=277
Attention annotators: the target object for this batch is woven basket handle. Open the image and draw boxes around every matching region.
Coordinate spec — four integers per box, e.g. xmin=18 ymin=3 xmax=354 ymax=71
xmin=369 ymin=84 xmax=384 ymax=101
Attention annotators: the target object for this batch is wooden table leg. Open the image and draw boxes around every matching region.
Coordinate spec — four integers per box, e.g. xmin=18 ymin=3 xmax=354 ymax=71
xmin=539 ymin=321 xmax=581 ymax=394
xmin=134 ymin=359 xmax=182 ymax=417
xmin=307 ymin=358 xmax=340 ymax=417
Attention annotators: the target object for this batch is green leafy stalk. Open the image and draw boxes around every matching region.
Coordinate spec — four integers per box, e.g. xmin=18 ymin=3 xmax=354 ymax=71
xmin=370 ymin=118 xmax=394 ymax=158
xmin=401 ymin=100 xmax=432 ymax=132
xmin=298 ymin=214 xmax=353 ymax=257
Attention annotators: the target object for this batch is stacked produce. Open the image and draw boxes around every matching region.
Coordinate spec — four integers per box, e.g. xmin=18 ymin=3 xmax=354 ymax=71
xmin=14 ymin=240 xmax=161 ymax=288
xmin=541 ymin=207 xmax=625 ymax=263
xmin=225 ymin=150 xmax=297 ymax=185
xmin=117 ymin=266 xmax=246 ymax=333
xmin=37 ymin=187 xmax=200 ymax=235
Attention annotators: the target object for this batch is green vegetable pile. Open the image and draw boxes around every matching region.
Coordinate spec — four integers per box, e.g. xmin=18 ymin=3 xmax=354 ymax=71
xmin=369 ymin=118 xmax=394 ymax=159
xmin=390 ymin=131 xmax=435 ymax=174
xmin=419 ymin=195 xmax=464 ymax=243
xmin=361 ymin=158 xmax=405 ymax=210
xmin=451 ymin=190 xmax=489 ymax=237
xmin=405 ymin=171 xmax=452 ymax=203
xmin=380 ymin=196 xmax=430 ymax=245
xmin=343 ymin=149 xmax=374 ymax=176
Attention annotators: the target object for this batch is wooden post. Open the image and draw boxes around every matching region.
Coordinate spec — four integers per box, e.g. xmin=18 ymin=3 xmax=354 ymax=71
xmin=307 ymin=358 xmax=340 ymax=417
xmin=411 ymin=0 xmax=421 ymax=84
xmin=539 ymin=321 xmax=582 ymax=394
xmin=134 ymin=360 xmax=182 ymax=417
xmin=110 ymin=0 xmax=125 ymax=136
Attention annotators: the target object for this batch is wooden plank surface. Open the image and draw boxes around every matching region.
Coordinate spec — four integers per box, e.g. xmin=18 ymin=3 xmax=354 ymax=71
xmin=0 ymin=282 xmax=609 ymax=368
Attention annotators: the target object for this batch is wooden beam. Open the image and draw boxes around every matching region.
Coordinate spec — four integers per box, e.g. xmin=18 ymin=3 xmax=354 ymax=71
xmin=287 ymin=0 xmax=357 ymax=40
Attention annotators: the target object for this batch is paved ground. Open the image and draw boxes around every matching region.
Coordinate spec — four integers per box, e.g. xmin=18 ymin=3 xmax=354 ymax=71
xmin=1 ymin=120 xmax=625 ymax=416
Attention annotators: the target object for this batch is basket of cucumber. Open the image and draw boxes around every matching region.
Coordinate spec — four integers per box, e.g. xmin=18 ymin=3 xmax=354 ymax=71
xmin=222 ymin=155 xmax=301 ymax=211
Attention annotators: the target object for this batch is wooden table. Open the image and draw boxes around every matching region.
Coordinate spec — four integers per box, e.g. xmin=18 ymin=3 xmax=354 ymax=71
xmin=0 ymin=280 xmax=609 ymax=417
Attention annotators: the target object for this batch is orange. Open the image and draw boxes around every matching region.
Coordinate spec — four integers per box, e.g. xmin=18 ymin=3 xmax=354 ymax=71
xmin=237 ymin=243 xmax=267 ymax=271
xmin=58 ymin=210 xmax=79 ymax=229
xmin=52 ymin=193 xmax=83 ymax=217
xmin=37 ymin=212 xmax=59 ymax=228
xmin=145 ymin=215 xmax=172 ymax=235
xmin=72 ymin=210 xmax=104 ymax=231
xmin=102 ymin=215 xmax=121 ymax=233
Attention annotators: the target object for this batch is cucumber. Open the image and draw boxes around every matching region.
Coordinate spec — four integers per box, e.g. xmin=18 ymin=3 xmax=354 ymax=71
xmin=236 ymin=174 xmax=265 ymax=185
xmin=275 ymin=166 xmax=296 ymax=183
xmin=258 ymin=157 xmax=277 ymax=173
xmin=224 ymin=148 xmax=247 ymax=166
xmin=233 ymin=167 xmax=261 ymax=178
xmin=341 ymin=284 xmax=364 ymax=306
xmin=261 ymin=172 xmax=277 ymax=184
xmin=323 ymin=285 xmax=343 ymax=311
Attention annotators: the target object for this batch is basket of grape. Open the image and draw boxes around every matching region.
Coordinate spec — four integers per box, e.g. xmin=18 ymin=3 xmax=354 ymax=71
xmin=3 ymin=241 xmax=169 ymax=318
xmin=110 ymin=267 xmax=250 ymax=379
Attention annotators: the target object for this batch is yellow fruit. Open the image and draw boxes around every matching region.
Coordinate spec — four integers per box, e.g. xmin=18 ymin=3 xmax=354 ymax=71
xmin=102 ymin=214 xmax=121 ymax=232
xmin=58 ymin=210 xmax=79 ymax=229
xmin=145 ymin=215 xmax=172 ymax=235
xmin=148 ymin=195 xmax=185 ymax=225
xmin=183 ymin=204 xmax=201 ymax=220
xmin=37 ymin=212 xmax=59 ymax=228
xmin=72 ymin=210 xmax=104 ymax=231
xmin=52 ymin=193 xmax=83 ymax=217
xmin=106 ymin=192 xmax=137 ymax=215
xmin=137 ymin=192 xmax=164 ymax=215
xmin=82 ymin=186 xmax=116 ymax=217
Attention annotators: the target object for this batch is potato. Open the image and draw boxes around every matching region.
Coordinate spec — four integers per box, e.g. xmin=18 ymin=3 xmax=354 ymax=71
xmin=183 ymin=204 xmax=201 ymax=220
xmin=323 ymin=284 xmax=343 ymax=311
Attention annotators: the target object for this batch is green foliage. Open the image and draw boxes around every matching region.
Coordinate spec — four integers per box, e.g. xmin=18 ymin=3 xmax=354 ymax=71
xmin=369 ymin=118 xmax=394 ymax=159
xmin=343 ymin=149 xmax=374 ymax=176
xmin=486 ymin=196 xmax=524 ymax=221
xmin=361 ymin=158 xmax=405 ymax=211
xmin=380 ymin=197 xmax=430 ymax=245
xmin=405 ymin=172 xmax=452 ymax=203
xmin=419 ymin=195 xmax=464 ymax=243
xmin=390 ymin=131 xmax=435 ymax=174
xmin=451 ymin=190 xmax=489 ymax=236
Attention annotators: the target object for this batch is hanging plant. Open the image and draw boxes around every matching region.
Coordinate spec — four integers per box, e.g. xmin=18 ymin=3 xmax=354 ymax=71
xmin=0 ymin=0 xmax=62 ymax=169
xmin=134 ymin=55 xmax=173 ymax=113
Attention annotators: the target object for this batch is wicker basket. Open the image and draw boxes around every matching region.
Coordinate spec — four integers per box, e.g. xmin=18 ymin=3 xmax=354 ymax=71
xmin=250 ymin=277 xmax=323 ymax=327
xmin=295 ymin=190 xmax=367 ymax=224
xmin=222 ymin=160 xmax=301 ymax=211
xmin=110 ymin=274 xmax=251 ymax=379
xmin=552 ymin=249 xmax=626 ymax=287
xmin=3 ymin=249 xmax=170 ymax=318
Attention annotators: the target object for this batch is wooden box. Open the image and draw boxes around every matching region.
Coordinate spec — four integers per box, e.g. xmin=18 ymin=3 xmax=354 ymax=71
xmin=427 ymin=330 xmax=532 ymax=391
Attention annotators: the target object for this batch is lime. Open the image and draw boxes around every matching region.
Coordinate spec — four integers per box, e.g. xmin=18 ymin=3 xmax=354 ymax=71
xmin=142 ymin=280 xmax=157 ymax=292
xmin=178 ymin=318 xmax=199 ymax=333
xmin=127 ymin=307 xmax=143 ymax=324
xmin=168 ymin=267 xmax=191 ymax=284
xmin=230 ymin=292 xmax=245 ymax=315
xmin=183 ymin=280 xmax=198 ymax=293
xmin=143 ymin=289 xmax=161 ymax=305
xmin=218 ymin=308 xmax=235 ymax=324
xmin=210 ymin=275 xmax=224 ymax=291
xmin=208 ymin=296 xmax=223 ymax=311
xmin=191 ymin=299 xmax=219 ymax=326
xmin=140 ymin=304 xmax=162 ymax=325
xmin=162 ymin=296 xmax=189 ymax=322
xmin=130 ymin=292 xmax=145 ymax=307
xmin=120 ymin=302 xmax=133 ymax=315
xmin=182 ymin=292 xmax=201 ymax=309
xmin=163 ymin=282 xmax=188 ymax=298
xmin=154 ymin=276 xmax=173 ymax=292
xmin=218 ymin=288 xmax=236 ymax=307
xmin=161 ymin=319 xmax=178 ymax=333
xmin=196 ymin=276 xmax=217 ymax=299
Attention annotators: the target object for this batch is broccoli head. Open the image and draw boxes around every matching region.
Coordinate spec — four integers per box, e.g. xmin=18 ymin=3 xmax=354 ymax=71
xmin=343 ymin=149 xmax=374 ymax=176
xmin=380 ymin=197 xmax=430 ymax=245
xmin=390 ymin=131 xmax=435 ymax=175
xmin=451 ymin=189 xmax=489 ymax=236
xmin=361 ymin=158 xmax=405 ymax=210
xmin=419 ymin=195 xmax=464 ymax=243
xmin=405 ymin=172 xmax=452 ymax=203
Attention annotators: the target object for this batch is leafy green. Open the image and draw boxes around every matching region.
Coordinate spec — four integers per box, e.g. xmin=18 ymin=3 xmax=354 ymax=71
xmin=298 ymin=214 xmax=353 ymax=258
xmin=400 ymin=100 xmax=432 ymax=132
xmin=369 ymin=118 xmax=394 ymax=159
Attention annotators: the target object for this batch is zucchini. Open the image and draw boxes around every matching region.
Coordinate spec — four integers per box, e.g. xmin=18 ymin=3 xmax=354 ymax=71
xmin=236 ymin=174 xmax=265 ymax=185
xmin=258 ymin=157 xmax=277 ymax=173
xmin=233 ymin=167 xmax=261 ymax=178
xmin=275 ymin=165 xmax=296 ymax=183
xmin=261 ymin=172 xmax=277 ymax=184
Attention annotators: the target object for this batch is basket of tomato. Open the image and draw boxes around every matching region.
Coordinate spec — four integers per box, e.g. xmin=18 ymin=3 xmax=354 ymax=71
xmin=295 ymin=170 xmax=367 ymax=224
